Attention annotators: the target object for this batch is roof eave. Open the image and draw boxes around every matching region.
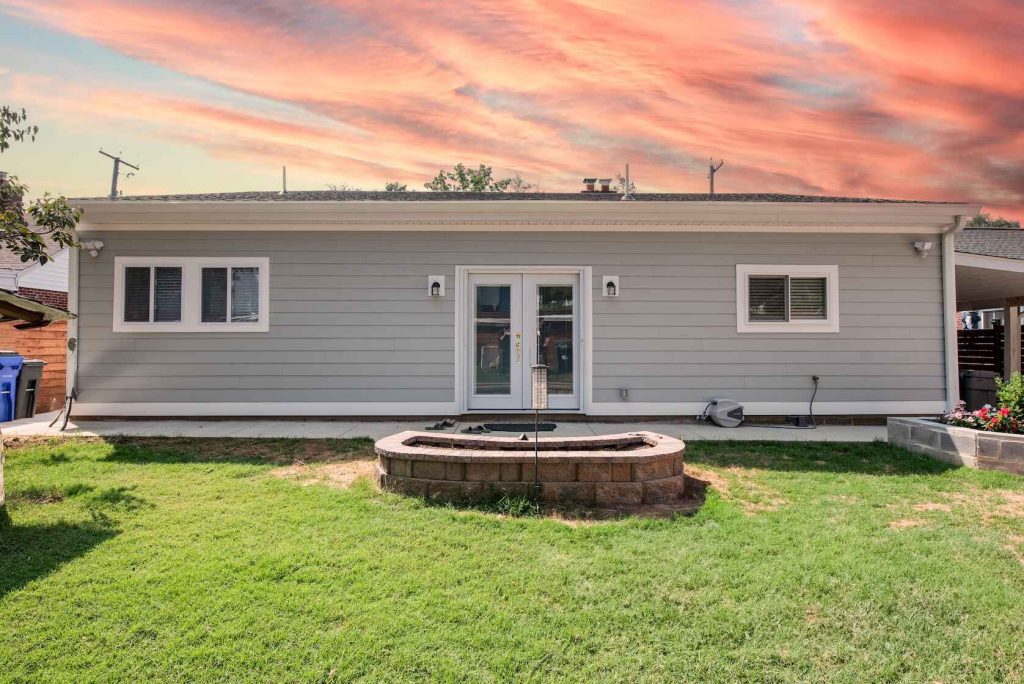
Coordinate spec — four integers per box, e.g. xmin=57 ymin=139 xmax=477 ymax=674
xmin=73 ymin=199 xmax=982 ymax=234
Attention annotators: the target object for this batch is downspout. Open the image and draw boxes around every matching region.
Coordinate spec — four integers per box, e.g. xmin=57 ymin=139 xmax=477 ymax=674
xmin=942 ymin=215 xmax=968 ymax=411
xmin=64 ymin=232 xmax=80 ymax=415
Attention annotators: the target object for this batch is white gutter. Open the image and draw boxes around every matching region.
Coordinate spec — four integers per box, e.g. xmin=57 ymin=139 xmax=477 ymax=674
xmin=942 ymin=215 xmax=969 ymax=410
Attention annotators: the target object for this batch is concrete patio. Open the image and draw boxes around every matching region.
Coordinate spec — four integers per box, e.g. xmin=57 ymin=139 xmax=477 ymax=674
xmin=3 ymin=411 xmax=887 ymax=442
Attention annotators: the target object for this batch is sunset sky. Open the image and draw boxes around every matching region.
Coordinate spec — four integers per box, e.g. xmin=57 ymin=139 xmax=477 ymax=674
xmin=0 ymin=0 xmax=1021 ymax=217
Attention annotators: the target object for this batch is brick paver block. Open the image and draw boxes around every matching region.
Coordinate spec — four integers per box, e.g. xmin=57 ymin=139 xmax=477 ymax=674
xmin=577 ymin=463 xmax=612 ymax=482
xmin=595 ymin=481 xmax=643 ymax=505
xmin=465 ymin=463 xmax=501 ymax=481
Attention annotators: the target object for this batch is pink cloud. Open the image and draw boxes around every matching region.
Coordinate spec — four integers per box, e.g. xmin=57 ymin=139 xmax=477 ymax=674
xmin=2 ymin=0 xmax=1021 ymax=216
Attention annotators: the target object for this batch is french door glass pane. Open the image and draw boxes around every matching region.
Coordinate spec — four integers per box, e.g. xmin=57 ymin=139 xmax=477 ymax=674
xmin=537 ymin=285 xmax=573 ymax=394
xmin=475 ymin=285 xmax=511 ymax=395
xmin=153 ymin=267 xmax=182 ymax=322
xmin=201 ymin=268 xmax=228 ymax=322
xmin=231 ymin=267 xmax=260 ymax=322
xmin=124 ymin=267 xmax=151 ymax=322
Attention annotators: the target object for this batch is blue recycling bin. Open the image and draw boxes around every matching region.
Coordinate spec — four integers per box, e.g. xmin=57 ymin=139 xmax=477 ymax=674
xmin=0 ymin=355 xmax=23 ymax=423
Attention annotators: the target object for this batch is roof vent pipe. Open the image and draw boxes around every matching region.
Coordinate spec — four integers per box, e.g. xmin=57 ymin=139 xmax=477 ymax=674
xmin=280 ymin=165 xmax=287 ymax=195
xmin=621 ymin=164 xmax=634 ymax=201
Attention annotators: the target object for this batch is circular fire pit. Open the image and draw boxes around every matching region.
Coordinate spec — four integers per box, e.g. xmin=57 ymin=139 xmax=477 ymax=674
xmin=374 ymin=431 xmax=685 ymax=506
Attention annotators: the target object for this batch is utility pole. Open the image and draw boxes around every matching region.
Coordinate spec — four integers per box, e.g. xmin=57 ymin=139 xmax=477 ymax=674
xmin=708 ymin=158 xmax=724 ymax=195
xmin=99 ymin=150 xmax=139 ymax=199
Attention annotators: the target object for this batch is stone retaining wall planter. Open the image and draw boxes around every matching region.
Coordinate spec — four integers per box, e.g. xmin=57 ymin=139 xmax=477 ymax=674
xmin=887 ymin=417 xmax=1024 ymax=474
xmin=375 ymin=431 xmax=686 ymax=505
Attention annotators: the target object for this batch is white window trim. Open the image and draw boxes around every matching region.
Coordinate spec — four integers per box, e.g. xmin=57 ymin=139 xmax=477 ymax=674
xmin=113 ymin=256 xmax=270 ymax=333
xmin=736 ymin=264 xmax=839 ymax=334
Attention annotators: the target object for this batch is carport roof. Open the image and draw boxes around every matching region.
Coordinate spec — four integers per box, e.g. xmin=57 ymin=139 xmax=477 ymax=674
xmin=955 ymin=227 xmax=1024 ymax=260
xmin=955 ymin=229 xmax=1024 ymax=309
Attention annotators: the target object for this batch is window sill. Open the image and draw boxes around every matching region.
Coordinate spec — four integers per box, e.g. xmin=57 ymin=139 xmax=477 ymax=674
xmin=736 ymin=321 xmax=839 ymax=334
xmin=112 ymin=322 xmax=269 ymax=333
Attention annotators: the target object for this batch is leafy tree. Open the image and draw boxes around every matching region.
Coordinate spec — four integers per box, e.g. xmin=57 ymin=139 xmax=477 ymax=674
xmin=0 ymin=105 xmax=82 ymax=518
xmin=507 ymin=175 xmax=535 ymax=192
xmin=424 ymin=163 xmax=523 ymax=192
xmin=968 ymin=213 xmax=1021 ymax=229
xmin=0 ymin=107 xmax=80 ymax=265
xmin=0 ymin=106 xmax=38 ymax=153
xmin=383 ymin=182 xmax=408 ymax=192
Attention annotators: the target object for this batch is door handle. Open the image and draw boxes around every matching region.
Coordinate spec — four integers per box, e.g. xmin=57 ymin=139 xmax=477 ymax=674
xmin=514 ymin=332 xmax=522 ymax=364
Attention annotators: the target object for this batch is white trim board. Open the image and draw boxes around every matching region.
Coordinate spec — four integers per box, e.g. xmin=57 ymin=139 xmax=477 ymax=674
xmin=955 ymin=252 xmax=1024 ymax=273
xmin=589 ymin=401 xmax=947 ymax=416
xmin=74 ymin=199 xmax=980 ymax=234
xmin=73 ymin=401 xmax=460 ymax=417
xmin=71 ymin=400 xmax=945 ymax=417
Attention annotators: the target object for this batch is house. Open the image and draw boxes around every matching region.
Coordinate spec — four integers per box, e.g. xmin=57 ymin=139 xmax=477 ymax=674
xmin=0 ymin=235 xmax=71 ymax=413
xmin=65 ymin=189 xmax=980 ymax=418
xmin=0 ymin=234 xmax=70 ymax=309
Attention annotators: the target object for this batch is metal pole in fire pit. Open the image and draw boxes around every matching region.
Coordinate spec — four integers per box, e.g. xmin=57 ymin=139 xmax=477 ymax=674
xmin=531 ymin=364 xmax=548 ymax=491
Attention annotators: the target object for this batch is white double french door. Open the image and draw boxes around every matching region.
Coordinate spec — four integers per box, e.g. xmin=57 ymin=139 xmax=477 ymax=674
xmin=466 ymin=271 xmax=580 ymax=411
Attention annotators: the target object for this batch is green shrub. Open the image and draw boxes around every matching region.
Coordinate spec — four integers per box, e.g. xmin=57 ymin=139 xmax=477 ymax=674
xmin=996 ymin=371 xmax=1024 ymax=417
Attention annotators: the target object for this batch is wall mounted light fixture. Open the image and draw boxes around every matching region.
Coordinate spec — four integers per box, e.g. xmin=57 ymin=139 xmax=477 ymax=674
xmin=428 ymin=275 xmax=445 ymax=297
xmin=82 ymin=240 xmax=104 ymax=257
xmin=913 ymin=241 xmax=934 ymax=258
xmin=603 ymin=275 xmax=619 ymax=297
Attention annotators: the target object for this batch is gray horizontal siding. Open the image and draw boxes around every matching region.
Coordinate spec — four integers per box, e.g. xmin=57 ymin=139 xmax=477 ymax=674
xmin=76 ymin=230 xmax=946 ymax=407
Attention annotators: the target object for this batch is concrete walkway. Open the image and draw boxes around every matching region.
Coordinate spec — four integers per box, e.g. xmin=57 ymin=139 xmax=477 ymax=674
xmin=4 ymin=412 xmax=887 ymax=442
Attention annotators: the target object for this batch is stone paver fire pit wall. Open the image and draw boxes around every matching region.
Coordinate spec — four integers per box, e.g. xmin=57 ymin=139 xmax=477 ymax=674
xmin=374 ymin=431 xmax=685 ymax=506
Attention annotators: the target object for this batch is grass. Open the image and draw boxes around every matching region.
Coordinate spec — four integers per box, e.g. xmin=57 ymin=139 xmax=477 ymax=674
xmin=1 ymin=436 xmax=1023 ymax=682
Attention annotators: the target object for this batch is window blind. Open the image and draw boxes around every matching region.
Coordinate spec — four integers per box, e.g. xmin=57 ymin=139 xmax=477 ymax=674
xmin=748 ymin=276 xmax=787 ymax=321
xmin=231 ymin=267 xmax=260 ymax=322
xmin=153 ymin=267 xmax=182 ymax=322
xmin=789 ymin=277 xmax=827 ymax=320
xmin=201 ymin=267 xmax=228 ymax=322
xmin=124 ymin=267 xmax=151 ymax=322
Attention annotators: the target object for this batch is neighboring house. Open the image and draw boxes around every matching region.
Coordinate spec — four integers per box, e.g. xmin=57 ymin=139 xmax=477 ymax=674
xmin=66 ymin=189 xmax=979 ymax=418
xmin=0 ymin=236 xmax=70 ymax=413
xmin=0 ymin=235 xmax=69 ymax=309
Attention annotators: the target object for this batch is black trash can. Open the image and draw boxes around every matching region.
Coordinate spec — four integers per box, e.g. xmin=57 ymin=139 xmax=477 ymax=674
xmin=15 ymin=359 xmax=46 ymax=420
xmin=961 ymin=369 xmax=999 ymax=411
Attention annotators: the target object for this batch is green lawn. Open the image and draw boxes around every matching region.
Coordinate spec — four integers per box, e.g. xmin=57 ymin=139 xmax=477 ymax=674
xmin=1 ymin=437 xmax=1023 ymax=683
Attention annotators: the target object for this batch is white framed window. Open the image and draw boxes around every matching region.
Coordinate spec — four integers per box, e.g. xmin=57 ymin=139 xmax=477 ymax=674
xmin=113 ymin=257 xmax=269 ymax=333
xmin=736 ymin=264 xmax=839 ymax=333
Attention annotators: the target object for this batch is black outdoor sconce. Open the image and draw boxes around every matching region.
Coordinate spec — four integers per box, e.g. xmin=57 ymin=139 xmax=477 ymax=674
xmin=603 ymin=275 xmax=619 ymax=297
xmin=428 ymin=275 xmax=445 ymax=297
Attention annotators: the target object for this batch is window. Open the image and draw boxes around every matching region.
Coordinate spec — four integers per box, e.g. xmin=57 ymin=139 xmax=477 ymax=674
xmin=114 ymin=257 xmax=269 ymax=332
xmin=736 ymin=265 xmax=839 ymax=333
xmin=122 ymin=266 xmax=182 ymax=323
xmin=201 ymin=267 xmax=260 ymax=323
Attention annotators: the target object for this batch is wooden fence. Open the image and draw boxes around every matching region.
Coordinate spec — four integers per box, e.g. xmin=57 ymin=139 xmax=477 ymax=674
xmin=957 ymin=324 xmax=1024 ymax=376
xmin=0 ymin=321 xmax=67 ymax=413
xmin=958 ymin=329 xmax=1004 ymax=373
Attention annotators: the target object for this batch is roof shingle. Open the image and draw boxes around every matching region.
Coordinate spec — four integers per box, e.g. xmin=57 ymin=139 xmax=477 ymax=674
xmin=956 ymin=228 xmax=1024 ymax=260
xmin=70 ymin=190 xmax=961 ymax=204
